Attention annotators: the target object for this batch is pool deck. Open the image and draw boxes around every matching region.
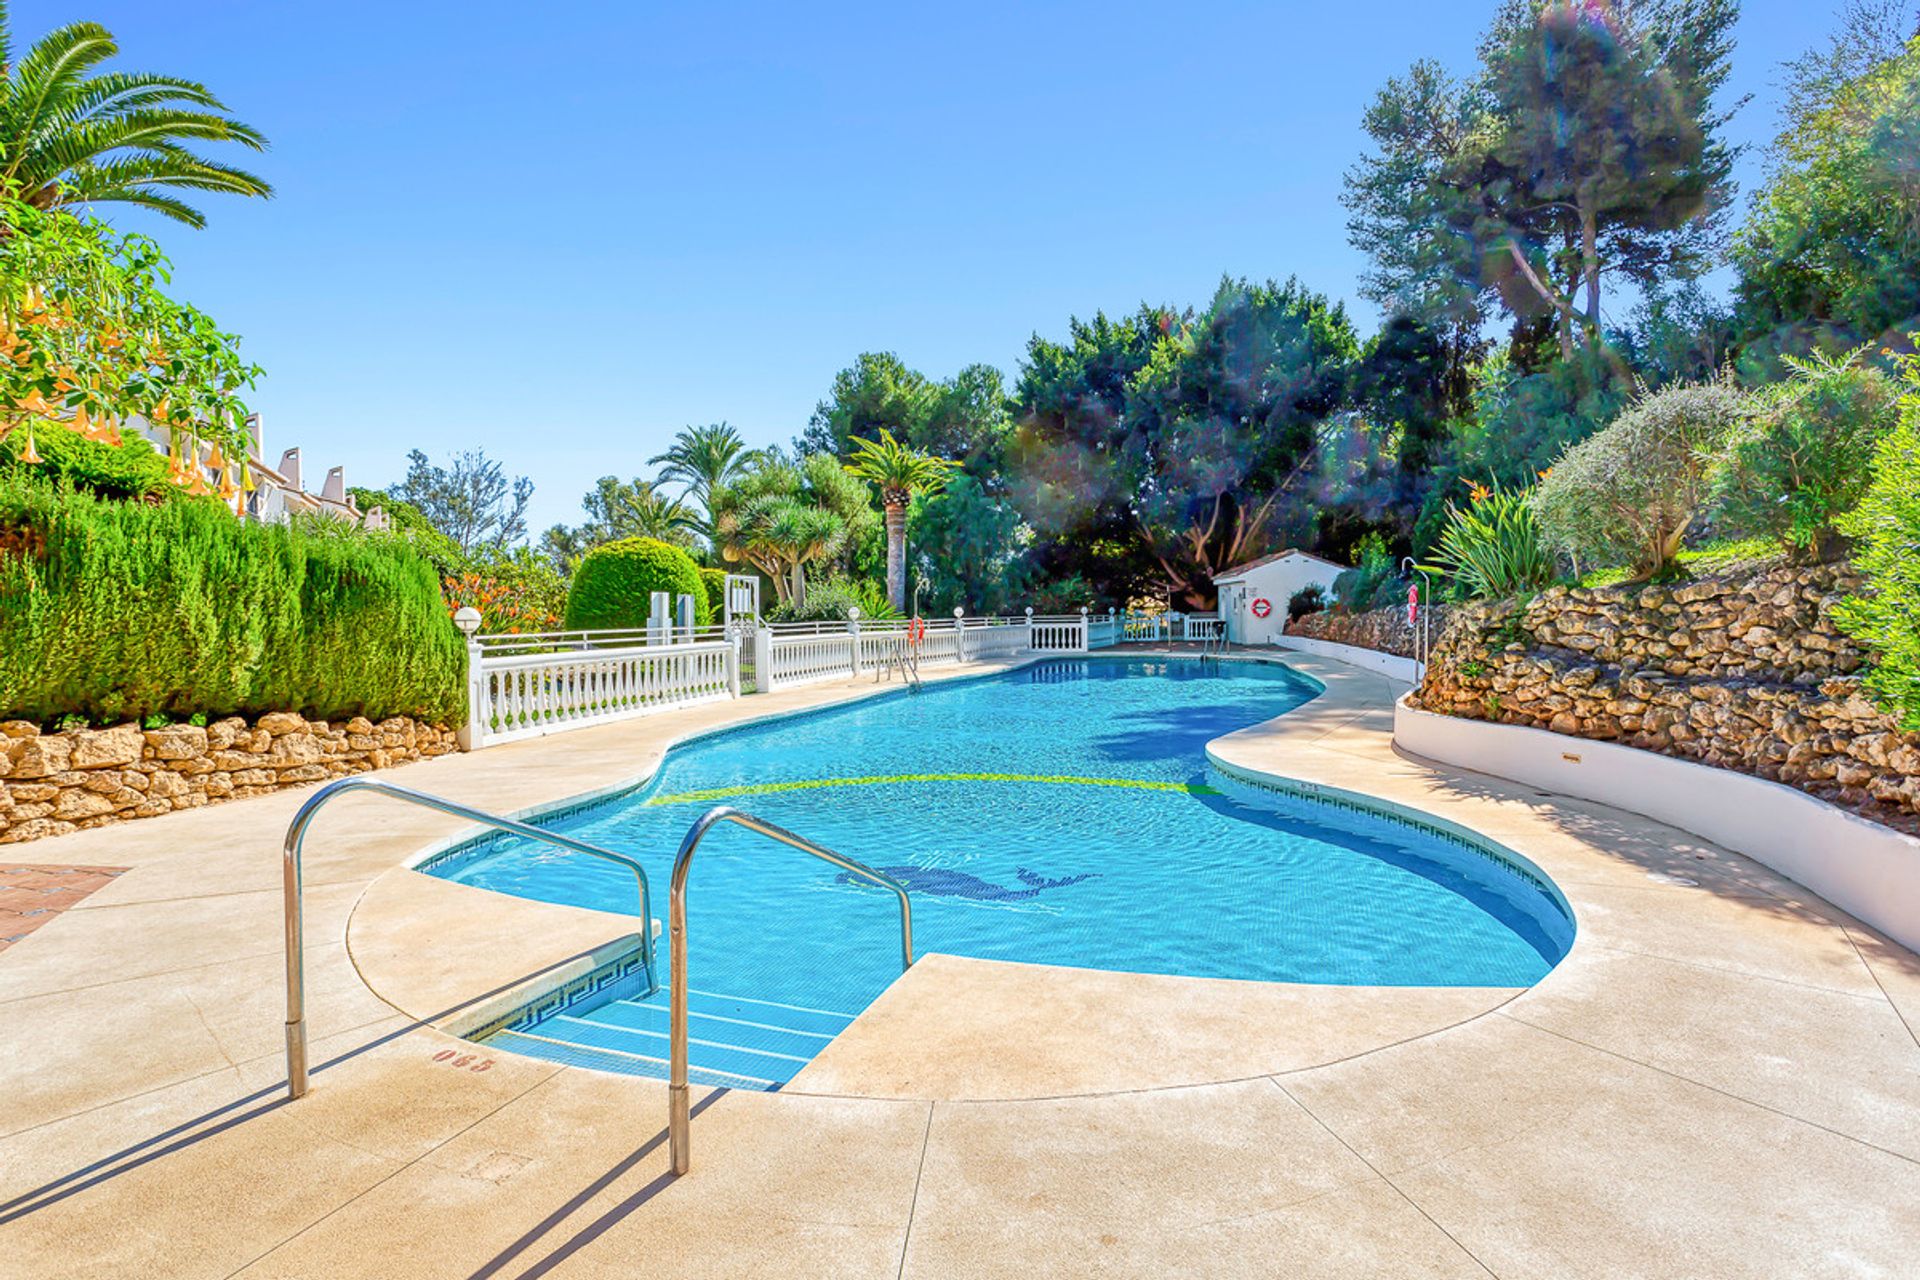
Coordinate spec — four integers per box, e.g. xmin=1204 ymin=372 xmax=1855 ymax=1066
xmin=3 ymin=649 xmax=1918 ymax=1277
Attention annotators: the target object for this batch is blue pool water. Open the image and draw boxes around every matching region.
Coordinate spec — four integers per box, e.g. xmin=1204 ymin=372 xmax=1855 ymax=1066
xmin=430 ymin=658 xmax=1573 ymax=1085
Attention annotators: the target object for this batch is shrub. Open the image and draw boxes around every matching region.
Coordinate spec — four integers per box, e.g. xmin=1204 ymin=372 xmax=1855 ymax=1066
xmin=699 ymin=567 xmax=728 ymax=618
xmin=1426 ymin=483 xmax=1557 ymax=600
xmin=767 ymin=576 xmax=900 ymax=623
xmin=1833 ymin=370 xmax=1920 ymax=731
xmin=1331 ymin=532 xmax=1395 ymax=612
xmin=441 ymin=547 xmax=567 ymax=635
xmin=1287 ymin=583 xmax=1327 ymax=622
xmin=563 ymin=536 xmax=710 ymax=630
xmin=1714 ymin=347 xmax=1900 ymax=561
xmin=1 ymin=419 xmax=178 ymax=501
xmin=0 ymin=473 xmax=463 ymax=725
xmin=1533 ymin=379 xmax=1749 ymax=581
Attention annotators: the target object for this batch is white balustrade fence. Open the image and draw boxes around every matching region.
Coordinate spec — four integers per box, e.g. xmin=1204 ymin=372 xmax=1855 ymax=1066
xmin=465 ymin=640 xmax=737 ymax=748
xmin=1182 ymin=613 xmax=1224 ymax=642
xmin=461 ymin=599 xmax=1138 ymax=747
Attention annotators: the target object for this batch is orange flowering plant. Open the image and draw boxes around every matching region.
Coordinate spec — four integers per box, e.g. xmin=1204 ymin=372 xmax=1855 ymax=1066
xmin=0 ymin=198 xmax=260 ymax=497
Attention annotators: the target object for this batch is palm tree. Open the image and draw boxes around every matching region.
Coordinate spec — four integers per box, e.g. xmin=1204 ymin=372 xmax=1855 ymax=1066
xmin=844 ymin=430 xmax=958 ymax=612
xmin=0 ymin=2 xmax=271 ymax=227
xmin=649 ymin=422 xmax=756 ymax=544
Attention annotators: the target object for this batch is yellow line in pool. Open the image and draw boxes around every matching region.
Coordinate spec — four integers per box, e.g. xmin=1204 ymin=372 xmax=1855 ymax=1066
xmin=644 ymin=773 xmax=1223 ymax=806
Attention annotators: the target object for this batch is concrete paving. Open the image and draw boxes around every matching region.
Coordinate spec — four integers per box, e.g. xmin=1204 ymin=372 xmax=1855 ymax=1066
xmin=2 ymin=650 xmax=1917 ymax=1278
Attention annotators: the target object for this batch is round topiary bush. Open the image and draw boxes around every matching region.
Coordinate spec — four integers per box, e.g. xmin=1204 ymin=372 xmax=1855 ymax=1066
xmin=563 ymin=537 xmax=711 ymax=630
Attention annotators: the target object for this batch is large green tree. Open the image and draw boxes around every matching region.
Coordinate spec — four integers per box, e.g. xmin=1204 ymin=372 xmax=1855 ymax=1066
xmin=711 ymin=451 xmax=876 ymax=607
xmin=540 ymin=475 xmax=697 ymax=572
xmin=1013 ymin=279 xmax=1359 ymax=609
xmin=0 ymin=1 xmax=271 ymax=227
xmin=1346 ymin=0 xmax=1738 ymax=360
xmin=1734 ymin=3 xmax=1920 ymax=355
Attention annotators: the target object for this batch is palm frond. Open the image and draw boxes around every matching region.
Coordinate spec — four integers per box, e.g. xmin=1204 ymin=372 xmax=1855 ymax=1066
xmin=54 ymin=182 xmax=204 ymax=227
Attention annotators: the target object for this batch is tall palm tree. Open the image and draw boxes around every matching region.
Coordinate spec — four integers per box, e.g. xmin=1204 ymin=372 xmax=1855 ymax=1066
xmin=649 ymin=422 xmax=756 ymax=543
xmin=844 ymin=430 xmax=957 ymax=612
xmin=0 ymin=2 xmax=271 ymax=227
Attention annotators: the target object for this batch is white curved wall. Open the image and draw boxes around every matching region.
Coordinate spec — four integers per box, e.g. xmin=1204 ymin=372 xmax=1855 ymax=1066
xmin=1394 ymin=695 xmax=1920 ymax=953
xmin=1273 ymin=634 xmax=1420 ymax=684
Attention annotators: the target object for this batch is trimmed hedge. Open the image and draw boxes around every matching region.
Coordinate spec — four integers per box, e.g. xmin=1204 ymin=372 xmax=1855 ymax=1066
xmin=564 ymin=537 xmax=711 ymax=630
xmin=0 ymin=473 xmax=465 ymax=725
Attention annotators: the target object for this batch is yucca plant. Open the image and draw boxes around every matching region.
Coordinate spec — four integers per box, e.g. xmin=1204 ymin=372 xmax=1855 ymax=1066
xmin=1425 ymin=482 xmax=1558 ymax=600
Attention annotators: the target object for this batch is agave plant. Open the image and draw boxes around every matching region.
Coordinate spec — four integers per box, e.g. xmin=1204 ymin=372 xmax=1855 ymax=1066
xmin=1426 ymin=483 xmax=1558 ymax=600
xmin=0 ymin=1 xmax=271 ymax=226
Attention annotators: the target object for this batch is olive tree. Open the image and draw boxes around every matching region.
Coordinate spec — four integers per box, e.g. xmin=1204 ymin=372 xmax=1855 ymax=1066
xmin=1533 ymin=379 xmax=1750 ymax=580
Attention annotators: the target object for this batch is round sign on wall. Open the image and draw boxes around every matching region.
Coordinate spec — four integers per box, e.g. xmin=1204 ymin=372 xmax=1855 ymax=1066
xmin=1250 ymin=597 xmax=1273 ymax=619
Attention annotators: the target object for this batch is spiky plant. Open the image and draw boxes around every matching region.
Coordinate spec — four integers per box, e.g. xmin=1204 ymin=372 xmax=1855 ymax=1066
xmin=843 ymin=429 xmax=957 ymax=612
xmin=0 ymin=1 xmax=271 ymax=227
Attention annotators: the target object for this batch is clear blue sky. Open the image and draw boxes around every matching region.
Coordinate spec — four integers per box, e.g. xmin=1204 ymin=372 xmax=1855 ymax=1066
xmin=71 ymin=0 xmax=1838 ymax=534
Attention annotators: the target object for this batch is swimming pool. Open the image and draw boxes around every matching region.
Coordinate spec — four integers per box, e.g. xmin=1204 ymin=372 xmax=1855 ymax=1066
xmin=428 ymin=657 xmax=1573 ymax=1086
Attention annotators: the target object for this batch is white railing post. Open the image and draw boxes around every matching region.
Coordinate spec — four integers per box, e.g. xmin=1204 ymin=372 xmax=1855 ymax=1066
xmin=1078 ymin=606 xmax=1090 ymax=652
xmin=954 ymin=607 xmax=967 ymax=663
xmin=848 ymin=608 xmax=863 ymax=677
xmin=725 ymin=632 xmax=741 ymax=698
xmin=454 ymin=607 xmax=484 ymax=751
xmin=1024 ymin=606 xmax=1034 ymax=652
xmin=754 ymin=624 xmax=773 ymax=693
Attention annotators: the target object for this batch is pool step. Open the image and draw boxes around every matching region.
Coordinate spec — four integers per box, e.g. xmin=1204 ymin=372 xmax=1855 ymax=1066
xmin=480 ymin=985 xmax=856 ymax=1090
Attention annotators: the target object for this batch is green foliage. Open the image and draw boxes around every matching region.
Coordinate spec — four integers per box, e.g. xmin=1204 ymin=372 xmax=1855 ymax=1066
xmin=346 ymin=486 xmax=465 ymax=571
xmin=1287 ymin=583 xmax=1327 ymax=622
xmin=1027 ymin=574 xmax=1097 ymax=615
xmin=909 ymin=474 xmax=1031 ymax=616
xmin=563 ymin=536 xmax=710 ymax=631
xmin=441 ymin=546 xmax=566 ymax=635
xmin=1013 ymin=278 xmax=1359 ymax=609
xmin=1833 ymin=356 xmax=1920 ymax=730
xmin=1332 ymin=532 xmax=1396 ymax=612
xmin=1345 ymin=0 xmax=1738 ymax=358
xmin=766 ymin=575 xmax=900 ymax=623
xmin=1534 ymin=379 xmax=1750 ymax=581
xmin=1735 ymin=20 xmax=1920 ymax=353
xmin=1715 ymin=346 xmax=1900 ymax=560
xmin=387 ymin=449 xmax=533 ymax=556
xmin=649 ymin=423 xmax=758 ymax=545
xmin=699 ymin=567 xmax=728 ymax=618
xmin=1426 ymin=483 xmax=1557 ymax=600
xmin=2 ymin=417 xmax=175 ymax=499
xmin=541 ymin=475 xmax=696 ymax=572
xmin=0 ymin=472 xmax=463 ymax=725
xmin=2 ymin=199 xmax=260 ymax=461
xmin=0 ymin=3 xmax=271 ymax=227
xmin=712 ymin=451 xmax=877 ymax=607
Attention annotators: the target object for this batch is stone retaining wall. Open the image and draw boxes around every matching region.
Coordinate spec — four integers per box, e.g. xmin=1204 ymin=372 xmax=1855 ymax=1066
xmin=0 ymin=713 xmax=457 ymax=845
xmin=1412 ymin=562 xmax=1920 ymax=831
xmin=1287 ymin=602 xmax=1453 ymax=658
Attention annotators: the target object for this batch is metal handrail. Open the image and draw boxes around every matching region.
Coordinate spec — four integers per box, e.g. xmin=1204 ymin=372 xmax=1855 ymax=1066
xmin=667 ymin=805 xmax=913 ymax=1175
xmin=280 ymin=777 xmax=658 ymax=1099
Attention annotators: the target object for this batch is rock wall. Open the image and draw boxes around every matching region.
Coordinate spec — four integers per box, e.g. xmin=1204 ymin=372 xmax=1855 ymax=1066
xmin=1287 ymin=602 xmax=1453 ymax=659
xmin=0 ymin=713 xmax=457 ymax=845
xmin=1413 ymin=562 xmax=1920 ymax=831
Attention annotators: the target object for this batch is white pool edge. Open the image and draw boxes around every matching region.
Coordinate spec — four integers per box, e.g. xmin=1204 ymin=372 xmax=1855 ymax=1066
xmin=1393 ymin=693 xmax=1920 ymax=953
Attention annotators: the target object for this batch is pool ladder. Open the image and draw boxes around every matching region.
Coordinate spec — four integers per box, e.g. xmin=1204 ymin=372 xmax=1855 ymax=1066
xmin=279 ymin=779 xmax=913 ymax=1178
xmin=880 ymin=640 xmax=923 ymax=690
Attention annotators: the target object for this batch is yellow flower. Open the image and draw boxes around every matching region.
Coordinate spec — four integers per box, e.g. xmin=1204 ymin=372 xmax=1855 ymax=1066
xmin=1467 ymin=481 xmax=1493 ymax=503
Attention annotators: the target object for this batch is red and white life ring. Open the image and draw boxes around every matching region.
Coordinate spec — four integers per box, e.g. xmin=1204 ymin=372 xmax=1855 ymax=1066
xmin=1250 ymin=597 xmax=1273 ymax=619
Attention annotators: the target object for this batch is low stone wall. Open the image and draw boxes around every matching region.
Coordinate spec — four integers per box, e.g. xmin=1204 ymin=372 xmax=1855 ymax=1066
xmin=1412 ymin=562 xmax=1920 ymax=831
xmin=1287 ymin=602 xmax=1453 ymax=658
xmin=0 ymin=713 xmax=458 ymax=845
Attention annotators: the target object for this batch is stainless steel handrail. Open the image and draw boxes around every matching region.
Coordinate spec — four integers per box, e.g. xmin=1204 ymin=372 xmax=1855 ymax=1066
xmin=667 ymin=805 xmax=913 ymax=1174
xmin=280 ymin=777 xmax=658 ymax=1099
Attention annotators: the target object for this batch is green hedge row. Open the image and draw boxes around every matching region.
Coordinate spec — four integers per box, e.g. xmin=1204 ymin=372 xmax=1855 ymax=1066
xmin=0 ymin=473 xmax=465 ymax=726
